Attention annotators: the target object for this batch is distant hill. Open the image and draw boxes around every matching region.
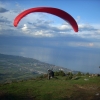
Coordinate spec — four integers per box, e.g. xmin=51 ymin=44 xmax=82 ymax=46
xmin=0 ymin=53 xmax=73 ymax=83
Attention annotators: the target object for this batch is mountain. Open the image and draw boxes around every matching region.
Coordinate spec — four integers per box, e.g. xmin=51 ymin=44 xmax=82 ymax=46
xmin=0 ymin=53 xmax=72 ymax=83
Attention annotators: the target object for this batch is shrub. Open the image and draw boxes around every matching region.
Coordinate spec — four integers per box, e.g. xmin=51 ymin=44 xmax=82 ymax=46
xmin=72 ymin=76 xmax=80 ymax=80
xmin=77 ymin=72 xmax=82 ymax=76
xmin=54 ymin=71 xmax=59 ymax=76
xmin=59 ymin=71 xmax=65 ymax=76
xmin=86 ymin=72 xmax=90 ymax=76
xmin=66 ymin=75 xmax=72 ymax=80
xmin=54 ymin=71 xmax=65 ymax=76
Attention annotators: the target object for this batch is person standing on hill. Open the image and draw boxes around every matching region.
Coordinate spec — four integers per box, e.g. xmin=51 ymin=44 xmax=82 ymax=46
xmin=48 ymin=69 xmax=54 ymax=80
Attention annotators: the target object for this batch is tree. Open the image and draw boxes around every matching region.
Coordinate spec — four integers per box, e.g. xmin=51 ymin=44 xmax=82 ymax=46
xmin=77 ymin=72 xmax=82 ymax=76
xmin=59 ymin=71 xmax=65 ymax=76
xmin=54 ymin=71 xmax=59 ymax=76
xmin=54 ymin=71 xmax=65 ymax=76
xmin=86 ymin=72 xmax=90 ymax=76
xmin=66 ymin=72 xmax=73 ymax=80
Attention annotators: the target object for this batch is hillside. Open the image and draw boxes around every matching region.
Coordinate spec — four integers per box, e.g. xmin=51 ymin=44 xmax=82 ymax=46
xmin=0 ymin=76 xmax=100 ymax=100
xmin=0 ymin=53 xmax=72 ymax=83
xmin=0 ymin=53 xmax=100 ymax=99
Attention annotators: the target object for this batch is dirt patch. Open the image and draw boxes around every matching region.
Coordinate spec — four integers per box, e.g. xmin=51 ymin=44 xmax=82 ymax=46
xmin=71 ymin=84 xmax=100 ymax=100
xmin=73 ymin=84 xmax=100 ymax=91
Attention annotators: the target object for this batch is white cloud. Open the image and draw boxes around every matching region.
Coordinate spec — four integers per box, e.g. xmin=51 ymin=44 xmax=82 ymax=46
xmin=0 ymin=1 xmax=100 ymax=40
xmin=97 ymin=29 xmax=100 ymax=34
xmin=89 ymin=43 xmax=94 ymax=47
xmin=67 ymin=42 xmax=94 ymax=47
xmin=1 ymin=10 xmax=100 ymax=39
xmin=57 ymin=24 xmax=71 ymax=30
xmin=21 ymin=24 xmax=28 ymax=31
xmin=76 ymin=16 xmax=81 ymax=22
xmin=15 ymin=2 xmax=20 ymax=8
xmin=20 ymin=23 xmax=53 ymax=37
xmin=29 ymin=30 xmax=53 ymax=37
xmin=79 ymin=24 xmax=94 ymax=30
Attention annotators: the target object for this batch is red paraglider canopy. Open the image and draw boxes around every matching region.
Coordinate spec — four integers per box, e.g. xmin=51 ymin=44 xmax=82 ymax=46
xmin=14 ymin=7 xmax=78 ymax=32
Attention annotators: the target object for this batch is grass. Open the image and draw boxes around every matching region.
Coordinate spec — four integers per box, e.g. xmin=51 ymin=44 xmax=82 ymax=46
xmin=0 ymin=76 xmax=100 ymax=100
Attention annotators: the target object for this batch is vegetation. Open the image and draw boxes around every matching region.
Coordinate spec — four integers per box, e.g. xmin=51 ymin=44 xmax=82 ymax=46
xmin=0 ymin=75 xmax=100 ymax=100
xmin=0 ymin=53 xmax=100 ymax=99
xmin=0 ymin=53 xmax=72 ymax=83
xmin=54 ymin=71 xmax=65 ymax=76
xmin=77 ymin=71 xmax=82 ymax=76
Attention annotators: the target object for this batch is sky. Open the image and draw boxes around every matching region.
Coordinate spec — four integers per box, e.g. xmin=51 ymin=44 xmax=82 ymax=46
xmin=0 ymin=0 xmax=100 ymax=73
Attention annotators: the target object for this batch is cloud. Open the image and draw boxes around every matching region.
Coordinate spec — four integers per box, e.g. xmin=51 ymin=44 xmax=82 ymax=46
xmin=89 ymin=43 xmax=94 ymax=47
xmin=79 ymin=24 xmax=97 ymax=31
xmin=21 ymin=24 xmax=28 ymax=31
xmin=57 ymin=24 xmax=71 ymax=31
xmin=26 ymin=18 xmax=100 ymax=38
xmin=0 ymin=1 xmax=100 ymax=40
xmin=27 ymin=19 xmax=73 ymax=37
xmin=67 ymin=42 xmax=94 ymax=47
xmin=34 ymin=30 xmax=53 ymax=37
xmin=0 ymin=7 xmax=8 ymax=13
xmin=15 ymin=2 xmax=20 ymax=8
xmin=0 ymin=16 xmax=11 ymax=24
xmin=76 ymin=16 xmax=81 ymax=22
xmin=0 ymin=10 xmax=100 ymax=39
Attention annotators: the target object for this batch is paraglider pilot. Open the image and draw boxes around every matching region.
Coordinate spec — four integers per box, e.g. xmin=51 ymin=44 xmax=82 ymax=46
xmin=48 ymin=69 xmax=54 ymax=80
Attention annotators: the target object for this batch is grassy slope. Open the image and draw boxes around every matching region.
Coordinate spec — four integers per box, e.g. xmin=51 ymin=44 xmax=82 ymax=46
xmin=0 ymin=76 xmax=100 ymax=100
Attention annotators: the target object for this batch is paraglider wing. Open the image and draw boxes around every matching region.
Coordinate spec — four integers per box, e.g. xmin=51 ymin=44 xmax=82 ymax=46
xmin=14 ymin=7 xmax=78 ymax=32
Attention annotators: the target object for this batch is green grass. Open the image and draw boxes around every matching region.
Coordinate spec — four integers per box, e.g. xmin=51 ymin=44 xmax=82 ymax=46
xmin=0 ymin=76 xmax=100 ymax=100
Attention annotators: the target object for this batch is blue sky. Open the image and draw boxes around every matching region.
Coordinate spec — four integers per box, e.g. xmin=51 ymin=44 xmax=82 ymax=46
xmin=0 ymin=0 xmax=100 ymax=73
